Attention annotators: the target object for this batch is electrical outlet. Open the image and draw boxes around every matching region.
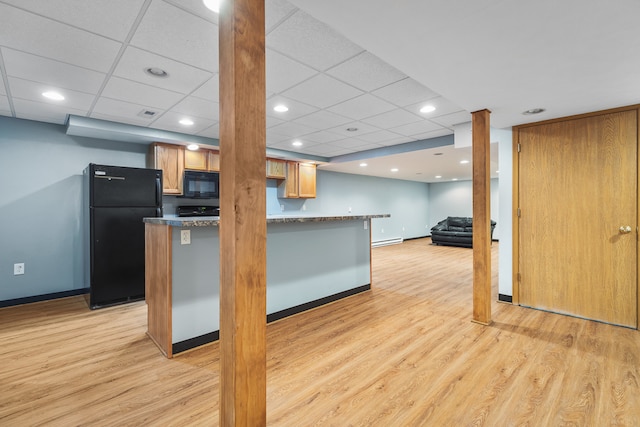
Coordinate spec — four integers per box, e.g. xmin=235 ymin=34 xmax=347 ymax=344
xmin=180 ymin=229 xmax=191 ymax=245
xmin=381 ymin=228 xmax=384 ymax=233
xmin=302 ymin=204 xmax=306 ymax=211
xmin=280 ymin=204 xmax=284 ymax=212
xmin=364 ymin=220 xmax=368 ymax=230
xmin=14 ymin=263 xmax=25 ymax=275
xmin=348 ymin=206 xmax=352 ymax=213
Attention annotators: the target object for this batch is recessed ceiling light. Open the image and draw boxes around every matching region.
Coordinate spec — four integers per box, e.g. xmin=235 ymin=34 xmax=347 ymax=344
xmin=144 ymin=67 xmax=169 ymax=78
xmin=346 ymin=127 xmax=358 ymax=132
xmin=460 ymin=160 xmax=470 ymax=164
xmin=390 ymin=168 xmax=399 ymax=172
xmin=203 ymin=0 xmax=222 ymax=13
xmin=179 ymin=118 xmax=194 ymax=126
xmin=273 ymin=104 xmax=288 ymax=113
xmin=420 ymin=105 xmax=436 ymax=114
xmin=496 ymin=170 xmax=500 ymax=174
xmin=522 ymin=108 xmax=545 ymax=115
xmin=359 ymin=163 xmax=368 ymax=167
xmin=187 ymin=144 xmax=199 ymax=151
xmin=42 ymin=91 xmax=64 ymax=101
xmin=292 ymin=141 xmax=303 ymax=147
xmin=435 ymin=175 xmax=442 ymax=179
xmin=452 ymin=178 xmax=458 ymax=181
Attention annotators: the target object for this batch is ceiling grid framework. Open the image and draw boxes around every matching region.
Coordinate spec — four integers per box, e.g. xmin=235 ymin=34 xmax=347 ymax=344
xmin=6 ymin=0 xmax=636 ymax=181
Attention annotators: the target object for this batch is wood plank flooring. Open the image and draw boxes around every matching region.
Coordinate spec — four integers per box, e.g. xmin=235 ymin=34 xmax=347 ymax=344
xmin=1 ymin=238 xmax=639 ymax=426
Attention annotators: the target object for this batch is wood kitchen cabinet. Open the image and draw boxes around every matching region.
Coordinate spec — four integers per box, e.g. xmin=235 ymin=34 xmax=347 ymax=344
xmin=279 ymin=161 xmax=316 ymax=198
xmin=184 ymin=149 xmax=208 ymax=171
xmin=266 ymin=158 xmax=286 ymax=179
xmin=184 ymin=148 xmax=220 ymax=172
xmin=148 ymin=143 xmax=184 ymax=195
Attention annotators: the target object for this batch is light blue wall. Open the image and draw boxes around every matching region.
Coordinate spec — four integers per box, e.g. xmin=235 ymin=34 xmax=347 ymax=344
xmin=268 ymin=171 xmax=431 ymax=242
xmin=0 ymin=117 xmax=432 ymax=302
xmin=0 ymin=117 xmax=147 ymax=301
xmin=428 ymin=178 xmax=500 ymax=240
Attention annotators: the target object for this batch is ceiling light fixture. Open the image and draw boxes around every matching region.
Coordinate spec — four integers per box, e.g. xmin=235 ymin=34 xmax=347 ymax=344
xmin=452 ymin=178 xmax=458 ymax=181
xmin=346 ymin=127 xmax=358 ymax=132
xmin=42 ymin=91 xmax=64 ymax=101
xmin=144 ymin=67 xmax=169 ymax=78
xmin=273 ymin=104 xmax=288 ymax=113
xmin=203 ymin=0 xmax=222 ymax=13
xmin=522 ymin=108 xmax=545 ymax=115
xmin=179 ymin=118 xmax=194 ymax=126
xmin=359 ymin=163 xmax=367 ymax=167
xmin=460 ymin=160 xmax=469 ymax=164
xmin=187 ymin=144 xmax=199 ymax=151
xmin=435 ymin=175 xmax=442 ymax=179
xmin=390 ymin=168 xmax=399 ymax=172
xmin=292 ymin=141 xmax=303 ymax=147
xmin=420 ymin=105 xmax=436 ymax=114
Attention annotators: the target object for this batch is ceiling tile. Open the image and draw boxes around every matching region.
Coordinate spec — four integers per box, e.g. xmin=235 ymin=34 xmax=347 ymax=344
xmin=267 ymin=10 xmax=363 ymax=71
xmin=390 ymin=119 xmax=445 ymax=137
xmin=12 ymin=98 xmax=86 ymax=124
xmin=130 ymin=0 xmax=219 ymax=72
xmin=326 ymin=121 xmax=381 ymax=138
xmin=163 ymin=0 xmax=219 ymax=24
xmin=8 ymin=77 xmax=95 ymax=111
xmin=297 ymin=130 xmax=345 ymax=144
xmin=428 ymin=110 xmax=472 ymax=128
xmin=266 ymin=115 xmax=285 ymax=128
xmin=267 ymin=121 xmax=317 ymax=139
xmin=266 ymin=49 xmax=317 ymax=94
xmin=101 ymin=77 xmax=184 ymax=110
xmin=292 ymin=110 xmax=352 ymax=130
xmin=0 ymin=95 xmax=11 ymax=112
xmin=326 ymin=51 xmax=406 ymax=92
xmin=112 ymin=47 xmax=212 ymax=94
xmin=353 ymin=130 xmax=410 ymax=144
xmin=0 ymin=3 xmax=122 ymax=72
xmin=405 ymin=96 xmax=466 ymax=120
xmin=172 ymin=96 xmax=220 ymax=121
xmin=191 ymin=74 xmax=219 ymax=102
xmin=302 ymin=142 xmax=344 ymax=155
xmin=196 ymin=123 xmax=220 ymax=139
xmin=0 ymin=0 xmax=146 ymax=40
xmin=266 ymin=96 xmax=319 ymax=120
xmin=333 ymin=138 xmax=380 ymax=150
xmin=282 ymin=74 xmax=362 ymax=109
xmin=370 ymin=135 xmax=416 ymax=147
xmin=360 ymin=108 xmax=422 ymax=129
xmin=372 ymin=77 xmax=439 ymax=107
xmin=266 ymin=0 xmax=298 ymax=33
xmin=327 ymin=94 xmax=396 ymax=120
xmin=91 ymin=97 xmax=165 ymax=126
xmin=151 ymin=111 xmax=216 ymax=134
xmin=2 ymin=48 xmax=106 ymax=94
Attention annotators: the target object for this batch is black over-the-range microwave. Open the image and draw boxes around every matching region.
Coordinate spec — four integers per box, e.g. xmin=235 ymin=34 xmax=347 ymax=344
xmin=182 ymin=170 xmax=219 ymax=199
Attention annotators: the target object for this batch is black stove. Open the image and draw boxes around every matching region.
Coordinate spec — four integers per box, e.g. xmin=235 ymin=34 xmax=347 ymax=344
xmin=176 ymin=205 xmax=219 ymax=217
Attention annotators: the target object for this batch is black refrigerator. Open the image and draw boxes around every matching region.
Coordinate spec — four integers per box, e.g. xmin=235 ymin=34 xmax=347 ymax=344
xmin=84 ymin=164 xmax=163 ymax=309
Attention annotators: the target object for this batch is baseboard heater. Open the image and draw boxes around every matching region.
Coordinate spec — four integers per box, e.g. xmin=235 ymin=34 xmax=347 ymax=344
xmin=371 ymin=237 xmax=403 ymax=248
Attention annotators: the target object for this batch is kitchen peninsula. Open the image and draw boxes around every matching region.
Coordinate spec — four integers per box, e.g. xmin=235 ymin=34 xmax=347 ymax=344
xmin=144 ymin=213 xmax=389 ymax=358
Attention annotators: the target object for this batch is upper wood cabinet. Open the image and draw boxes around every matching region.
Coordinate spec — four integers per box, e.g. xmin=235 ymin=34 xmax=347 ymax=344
xmin=298 ymin=162 xmax=317 ymax=198
xmin=148 ymin=143 xmax=184 ymax=195
xmin=184 ymin=148 xmax=220 ymax=172
xmin=266 ymin=158 xmax=286 ymax=179
xmin=207 ymin=151 xmax=220 ymax=172
xmin=279 ymin=161 xmax=316 ymax=199
xmin=184 ymin=149 xmax=208 ymax=171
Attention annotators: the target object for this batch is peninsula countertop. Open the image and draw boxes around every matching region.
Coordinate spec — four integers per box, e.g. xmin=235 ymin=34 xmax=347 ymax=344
xmin=143 ymin=213 xmax=390 ymax=227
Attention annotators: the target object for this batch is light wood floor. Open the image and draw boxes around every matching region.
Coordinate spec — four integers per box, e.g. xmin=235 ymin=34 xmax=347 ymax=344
xmin=2 ymin=238 xmax=639 ymax=426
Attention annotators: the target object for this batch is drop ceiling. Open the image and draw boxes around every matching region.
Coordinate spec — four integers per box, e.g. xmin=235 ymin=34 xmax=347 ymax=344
xmin=1 ymin=0 xmax=639 ymax=183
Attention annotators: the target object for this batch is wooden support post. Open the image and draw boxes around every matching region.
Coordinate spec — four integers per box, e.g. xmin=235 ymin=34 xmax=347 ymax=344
xmin=472 ymin=109 xmax=492 ymax=325
xmin=218 ymin=0 xmax=267 ymax=425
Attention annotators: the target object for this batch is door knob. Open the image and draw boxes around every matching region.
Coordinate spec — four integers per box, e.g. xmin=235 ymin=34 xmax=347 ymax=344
xmin=619 ymin=226 xmax=632 ymax=234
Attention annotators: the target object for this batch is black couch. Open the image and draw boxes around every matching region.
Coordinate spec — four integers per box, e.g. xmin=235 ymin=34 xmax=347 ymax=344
xmin=430 ymin=217 xmax=496 ymax=248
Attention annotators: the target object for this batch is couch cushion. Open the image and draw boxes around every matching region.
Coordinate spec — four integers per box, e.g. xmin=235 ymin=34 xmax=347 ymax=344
xmin=447 ymin=217 xmax=472 ymax=228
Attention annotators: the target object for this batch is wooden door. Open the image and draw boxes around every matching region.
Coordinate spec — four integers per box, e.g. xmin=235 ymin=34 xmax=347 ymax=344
xmin=518 ymin=109 xmax=638 ymax=328
xmin=150 ymin=143 xmax=184 ymax=195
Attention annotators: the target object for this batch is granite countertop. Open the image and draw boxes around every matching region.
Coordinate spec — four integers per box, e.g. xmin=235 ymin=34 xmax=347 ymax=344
xmin=143 ymin=213 xmax=390 ymax=227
